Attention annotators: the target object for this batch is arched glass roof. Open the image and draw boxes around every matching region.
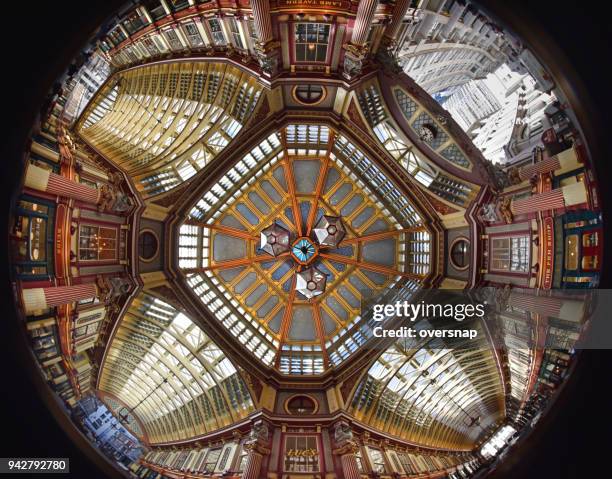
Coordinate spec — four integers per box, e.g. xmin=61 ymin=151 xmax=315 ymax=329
xmin=99 ymin=293 xmax=254 ymax=444
xmin=77 ymin=61 xmax=262 ymax=197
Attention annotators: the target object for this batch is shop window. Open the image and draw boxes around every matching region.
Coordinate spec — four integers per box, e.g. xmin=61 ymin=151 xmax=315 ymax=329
xmin=565 ymin=234 xmax=579 ymax=270
xmin=13 ymin=212 xmax=47 ymax=261
xmin=108 ymin=27 xmax=127 ymax=45
xmin=248 ymin=19 xmax=258 ymax=43
xmin=183 ymin=22 xmax=204 ymax=47
xmin=355 ymin=449 xmax=365 ymax=472
xmin=142 ymin=0 xmax=167 ymax=21
xmin=163 ymin=28 xmax=183 ymax=50
xmin=30 ymin=326 xmax=59 ymax=361
xmin=398 ymin=453 xmax=414 ymax=474
xmin=369 ymin=448 xmax=387 ymax=473
xmin=582 ymin=232 xmax=598 ymax=247
xmin=582 ymin=255 xmax=598 ymax=271
xmin=294 ymin=23 xmax=330 ymax=62
xmin=208 ymin=19 xmax=226 ymax=45
xmin=75 ymin=322 xmax=100 ymax=339
xmin=48 ymin=362 xmax=65 ymax=378
xmin=284 ymin=435 xmax=319 ymax=473
xmin=202 ymin=448 xmax=221 ymax=473
xmin=490 ymin=236 xmax=529 ymax=273
xmin=74 ymin=325 xmax=88 ymax=338
xmin=391 ymin=453 xmax=403 ymax=474
xmin=227 ymin=17 xmax=244 ymax=49
xmin=168 ymin=0 xmax=190 ymax=12
xmin=237 ymin=447 xmax=249 ymax=472
xmin=217 ymin=447 xmax=233 ymax=472
xmin=79 ymin=225 xmax=117 ymax=261
xmin=11 ymin=199 xmax=52 ymax=278
xmin=122 ymin=11 xmax=147 ymax=34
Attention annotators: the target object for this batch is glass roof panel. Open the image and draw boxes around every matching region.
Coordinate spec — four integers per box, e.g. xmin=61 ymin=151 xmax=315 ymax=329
xmin=99 ymin=293 xmax=254 ymax=444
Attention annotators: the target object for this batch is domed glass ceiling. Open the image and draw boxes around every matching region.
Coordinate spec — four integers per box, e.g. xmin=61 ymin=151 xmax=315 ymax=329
xmin=176 ymin=123 xmax=431 ymax=374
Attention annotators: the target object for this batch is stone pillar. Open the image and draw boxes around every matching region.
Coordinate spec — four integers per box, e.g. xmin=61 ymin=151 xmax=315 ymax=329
xmin=25 ymin=164 xmax=99 ymax=204
xmin=511 ymin=182 xmax=587 ymax=216
xmin=351 ymin=0 xmax=380 ymax=46
xmin=241 ymin=420 xmax=271 ymax=479
xmin=22 ymin=282 xmax=98 ymax=314
xmin=332 ymin=421 xmax=361 ymax=479
xmin=383 ymin=0 xmax=411 ymax=43
xmin=250 ymin=0 xmax=273 ymax=44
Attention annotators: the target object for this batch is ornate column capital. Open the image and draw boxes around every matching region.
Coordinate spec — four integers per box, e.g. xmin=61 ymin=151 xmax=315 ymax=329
xmin=95 ymin=275 xmax=133 ymax=304
xmin=332 ymin=419 xmax=361 ymax=456
xmin=241 ymin=419 xmax=272 ymax=479
xmin=255 ymin=40 xmax=280 ymax=55
xmin=333 ymin=420 xmax=354 ymax=443
xmin=342 ymin=45 xmax=369 ymax=79
xmin=333 ymin=440 xmax=360 ymax=456
xmin=243 ymin=418 xmax=272 ymax=455
xmin=97 ymin=183 xmax=134 ymax=214
xmin=254 ymin=42 xmax=281 ymax=76
xmin=243 ymin=440 xmax=271 ymax=456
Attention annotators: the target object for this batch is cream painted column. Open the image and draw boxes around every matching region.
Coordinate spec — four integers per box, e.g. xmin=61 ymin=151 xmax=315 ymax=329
xmin=351 ymin=0 xmax=380 ymax=46
xmin=506 ymin=291 xmax=586 ymax=322
xmin=250 ymin=0 xmax=273 ymax=44
xmin=24 ymin=163 xmax=99 ymax=204
xmin=241 ymin=420 xmax=271 ymax=479
xmin=344 ymin=0 xmax=380 ymax=78
xmin=518 ymin=148 xmax=580 ymax=180
xmin=332 ymin=421 xmax=361 ymax=479
xmin=22 ymin=283 xmax=98 ymax=314
xmin=383 ymin=0 xmax=412 ymax=42
xmin=511 ymin=182 xmax=587 ymax=215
